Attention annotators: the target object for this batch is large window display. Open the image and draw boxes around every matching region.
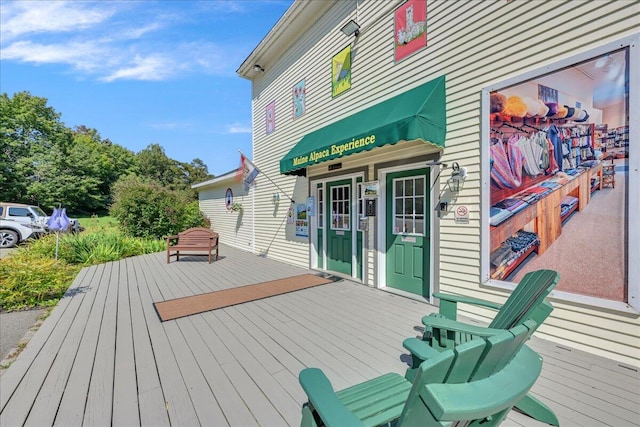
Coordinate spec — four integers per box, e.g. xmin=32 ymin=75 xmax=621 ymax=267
xmin=482 ymin=37 xmax=638 ymax=311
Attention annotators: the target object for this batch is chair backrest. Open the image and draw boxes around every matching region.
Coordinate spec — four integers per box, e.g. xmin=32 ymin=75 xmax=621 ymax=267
xmin=489 ymin=269 xmax=559 ymax=330
xmin=398 ymin=324 xmax=541 ymax=427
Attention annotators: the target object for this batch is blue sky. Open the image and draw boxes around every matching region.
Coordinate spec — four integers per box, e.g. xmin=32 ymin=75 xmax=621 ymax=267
xmin=0 ymin=0 xmax=293 ymax=176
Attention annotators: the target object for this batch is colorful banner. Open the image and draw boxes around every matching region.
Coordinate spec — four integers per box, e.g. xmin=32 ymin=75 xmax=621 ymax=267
xmin=394 ymin=0 xmax=427 ymax=62
xmin=238 ymin=153 xmax=259 ymax=191
xmin=293 ymin=79 xmax=306 ymax=119
xmin=332 ymin=45 xmax=351 ymax=98
xmin=266 ymin=100 xmax=275 ymax=134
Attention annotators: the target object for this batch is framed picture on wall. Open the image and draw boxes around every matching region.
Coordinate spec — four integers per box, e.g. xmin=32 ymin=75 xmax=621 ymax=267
xmin=332 ymin=45 xmax=352 ymax=98
xmin=266 ymin=100 xmax=275 ymax=135
xmin=293 ymin=79 xmax=306 ymax=119
xmin=394 ymin=0 xmax=427 ymax=62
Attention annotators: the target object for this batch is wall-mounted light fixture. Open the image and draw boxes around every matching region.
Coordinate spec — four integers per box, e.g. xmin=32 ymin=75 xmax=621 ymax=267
xmin=447 ymin=162 xmax=467 ymax=193
xmin=272 ymin=192 xmax=280 ymax=203
xmin=433 ymin=161 xmax=467 ymax=218
xmin=253 ymin=64 xmax=265 ymax=73
xmin=340 ymin=19 xmax=360 ymax=37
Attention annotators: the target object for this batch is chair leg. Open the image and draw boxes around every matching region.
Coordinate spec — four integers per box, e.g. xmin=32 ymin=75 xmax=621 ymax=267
xmin=515 ymin=393 xmax=559 ymax=426
xmin=300 ymin=404 xmax=319 ymax=427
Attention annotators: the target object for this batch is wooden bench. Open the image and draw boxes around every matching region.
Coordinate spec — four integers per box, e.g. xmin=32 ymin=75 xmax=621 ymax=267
xmin=166 ymin=227 xmax=219 ymax=264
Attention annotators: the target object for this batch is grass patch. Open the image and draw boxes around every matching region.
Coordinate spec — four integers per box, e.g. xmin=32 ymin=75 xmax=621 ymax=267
xmin=0 ymin=216 xmax=165 ymax=311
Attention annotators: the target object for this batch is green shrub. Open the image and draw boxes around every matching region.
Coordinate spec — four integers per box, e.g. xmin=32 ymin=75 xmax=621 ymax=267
xmin=27 ymin=229 xmax=165 ymax=265
xmin=109 ymin=175 xmax=208 ymax=239
xmin=2 ymin=227 xmax=166 ymax=310
xmin=0 ymin=252 xmax=80 ymax=311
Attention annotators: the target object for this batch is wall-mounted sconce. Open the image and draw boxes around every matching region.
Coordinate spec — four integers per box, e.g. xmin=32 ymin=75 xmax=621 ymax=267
xmin=434 ymin=161 xmax=467 ymax=218
xmin=340 ymin=19 xmax=360 ymax=37
xmin=447 ymin=162 xmax=467 ymax=193
xmin=253 ymin=64 xmax=265 ymax=73
xmin=272 ymin=192 xmax=280 ymax=203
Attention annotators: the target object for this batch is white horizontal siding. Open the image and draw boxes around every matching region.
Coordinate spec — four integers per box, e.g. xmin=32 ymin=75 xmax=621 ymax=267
xmin=249 ymin=0 xmax=640 ymax=365
xmin=198 ymin=179 xmax=253 ymax=252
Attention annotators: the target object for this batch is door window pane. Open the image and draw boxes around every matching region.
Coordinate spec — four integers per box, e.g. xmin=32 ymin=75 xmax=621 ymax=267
xmin=393 ymin=176 xmax=426 ymax=235
xmin=331 ymin=185 xmax=350 ymax=230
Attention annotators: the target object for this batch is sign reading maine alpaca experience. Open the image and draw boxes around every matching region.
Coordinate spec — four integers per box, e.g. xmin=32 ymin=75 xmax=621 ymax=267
xmin=394 ymin=0 xmax=427 ymax=62
xmin=332 ymin=45 xmax=351 ymax=98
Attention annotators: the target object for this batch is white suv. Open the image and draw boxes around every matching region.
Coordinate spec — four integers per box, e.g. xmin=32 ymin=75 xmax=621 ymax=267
xmin=0 ymin=220 xmax=44 ymax=248
xmin=0 ymin=202 xmax=82 ymax=248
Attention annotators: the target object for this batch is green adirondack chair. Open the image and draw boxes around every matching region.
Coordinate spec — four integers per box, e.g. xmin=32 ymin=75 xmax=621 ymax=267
xmin=403 ymin=269 xmax=560 ymax=426
xmin=299 ymin=322 xmax=543 ymax=427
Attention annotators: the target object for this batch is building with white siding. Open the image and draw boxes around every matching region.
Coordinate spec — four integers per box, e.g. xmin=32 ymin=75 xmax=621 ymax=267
xmin=197 ymin=0 xmax=639 ymax=366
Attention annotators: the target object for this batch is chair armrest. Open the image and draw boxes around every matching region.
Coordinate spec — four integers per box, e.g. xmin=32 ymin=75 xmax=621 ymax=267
xmin=166 ymin=235 xmax=178 ymax=243
xmin=422 ymin=315 xmax=506 ymax=338
xmin=403 ymin=337 xmax=440 ymax=362
xmin=421 ymin=345 xmax=542 ymax=421
xmin=299 ymin=368 xmax=363 ymax=427
xmin=433 ymin=292 xmax=503 ymax=320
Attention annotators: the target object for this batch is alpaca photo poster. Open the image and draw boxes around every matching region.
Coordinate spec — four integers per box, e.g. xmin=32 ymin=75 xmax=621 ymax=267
xmin=394 ymin=0 xmax=427 ymax=62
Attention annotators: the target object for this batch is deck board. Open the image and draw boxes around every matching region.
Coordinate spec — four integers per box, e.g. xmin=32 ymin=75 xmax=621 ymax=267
xmin=1 ymin=244 xmax=638 ymax=427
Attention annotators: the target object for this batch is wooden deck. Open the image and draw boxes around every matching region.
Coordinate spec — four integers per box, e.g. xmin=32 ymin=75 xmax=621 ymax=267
xmin=1 ymin=244 xmax=638 ymax=426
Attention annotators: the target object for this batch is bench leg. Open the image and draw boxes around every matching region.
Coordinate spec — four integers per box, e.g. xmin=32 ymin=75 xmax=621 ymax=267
xmin=515 ymin=393 xmax=559 ymax=426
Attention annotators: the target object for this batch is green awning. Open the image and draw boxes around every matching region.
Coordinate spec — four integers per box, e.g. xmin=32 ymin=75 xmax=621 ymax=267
xmin=280 ymin=75 xmax=446 ymax=175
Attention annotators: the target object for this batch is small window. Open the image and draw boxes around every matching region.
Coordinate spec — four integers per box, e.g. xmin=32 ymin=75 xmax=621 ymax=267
xmin=8 ymin=207 xmax=31 ymax=217
xmin=393 ymin=176 xmax=426 ymax=235
xmin=331 ymin=185 xmax=350 ymax=231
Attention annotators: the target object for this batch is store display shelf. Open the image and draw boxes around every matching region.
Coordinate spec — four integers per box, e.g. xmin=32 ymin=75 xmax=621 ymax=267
xmin=491 ymin=244 xmax=538 ymax=281
xmin=561 ymin=204 xmax=578 ymax=223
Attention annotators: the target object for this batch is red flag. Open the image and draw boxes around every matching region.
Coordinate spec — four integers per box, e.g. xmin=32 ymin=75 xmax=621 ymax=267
xmin=236 ymin=154 xmax=246 ymax=182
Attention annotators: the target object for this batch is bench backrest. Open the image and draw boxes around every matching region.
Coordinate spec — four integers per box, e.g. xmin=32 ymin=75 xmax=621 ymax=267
xmin=398 ymin=322 xmax=541 ymax=426
xmin=176 ymin=227 xmax=218 ymax=244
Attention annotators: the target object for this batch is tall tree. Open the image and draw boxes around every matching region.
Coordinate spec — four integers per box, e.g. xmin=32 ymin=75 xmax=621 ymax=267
xmin=0 ymin=92 xmax=70 ymax=202
xmin=135 ymin=144 xmax=185 ymax=191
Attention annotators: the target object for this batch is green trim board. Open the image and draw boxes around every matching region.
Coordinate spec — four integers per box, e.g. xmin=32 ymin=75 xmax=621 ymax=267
xmin=280 ymin=75 xmax=446 ymax=175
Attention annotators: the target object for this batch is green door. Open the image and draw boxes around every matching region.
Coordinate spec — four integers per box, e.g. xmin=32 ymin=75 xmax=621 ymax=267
xmin=385 ymin=169 xmax=430 ymax=296
xmin=326 ymin=179 xmax=352 ymax=275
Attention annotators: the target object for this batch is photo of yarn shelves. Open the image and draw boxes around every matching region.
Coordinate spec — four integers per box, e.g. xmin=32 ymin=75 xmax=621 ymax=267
xmin=489 ymin=114 xmax=604 ymax=280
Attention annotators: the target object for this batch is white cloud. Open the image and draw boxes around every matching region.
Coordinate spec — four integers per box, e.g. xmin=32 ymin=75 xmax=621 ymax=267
xmin=0 ymin=0 xmax=256 ymax=82
xmin=1 ymin=40 xmax=107 ymax=72
xmin=102 ymin=54 xmax=177 ymax=82
xmin=227 ymin=123 xmax=252 ymax=134
xmin=0 ymin=1 xmax=114 ymax=40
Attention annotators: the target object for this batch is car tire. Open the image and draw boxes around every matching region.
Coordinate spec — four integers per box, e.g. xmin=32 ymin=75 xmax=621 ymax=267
xmin=0 ymin=229 xmax=19 ymax=248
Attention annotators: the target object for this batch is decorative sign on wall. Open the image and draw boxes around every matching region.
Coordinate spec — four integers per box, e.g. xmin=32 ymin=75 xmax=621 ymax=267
xmin=293 ymin=79 xmax=306 ymax=119
xmin=225 ymin=188 xmax=233 ymax=210
xmin=266 ymin=100 xmax=276 ymax=135
xmin=537 ymin=84 xmax=558 ymax=104
xmin=306 ymin=196 xmax=315 ymax=217
xmin=332 ymin=45 xmax=352 ymax=98
xmin=394 ymin=0 xmax=427 ymax=62
xmin=295 ymin=203 xmax=309 ymax=238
